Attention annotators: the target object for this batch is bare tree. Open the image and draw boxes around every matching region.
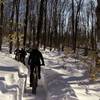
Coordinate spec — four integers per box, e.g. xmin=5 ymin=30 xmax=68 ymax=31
xmin=9 ymin=0 xmax=16 ymax=53
xmin=23 ymin=0 xmax=29 ymax=47
xmin=43 ymin=0 xmax=47 ymax=50
xmin=0 ymin=0 xmax=4 ymax=50
xmin=36 ymin=0 xmax=45 ymax=47
xmin=96 ymin=0 xmax=100 ymax=41
xmin=72 ymin=0 xmax=75 ymax=51
xmin=15 ymin=0 xmax=20 ymax=48
xmin=72 ymin=0 xmax=84 ymax=52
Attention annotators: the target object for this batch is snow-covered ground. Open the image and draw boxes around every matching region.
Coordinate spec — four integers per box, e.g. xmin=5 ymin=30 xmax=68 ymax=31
xmin=42 ymin=50 xmax=100 ymax=100
xmin=0 ymin=52 xmax=28 ymax=100
xmin=0 ymin=48 xmax=100 ymax=100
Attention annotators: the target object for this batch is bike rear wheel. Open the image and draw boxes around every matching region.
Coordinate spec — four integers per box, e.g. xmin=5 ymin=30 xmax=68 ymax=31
xmin=32 ymin=67 xmax=38 ymax=94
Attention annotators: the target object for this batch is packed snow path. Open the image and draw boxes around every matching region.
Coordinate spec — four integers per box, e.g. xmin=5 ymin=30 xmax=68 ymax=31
xmin=43 ymin=50 xmax=100 ymax=100
xmin=12 ymin=50 xmax=100 ymax=100
xmin=23 ymin=71 xmax=48 ymax=100
xmin=43 ymin=52 xmax=78 ymax=100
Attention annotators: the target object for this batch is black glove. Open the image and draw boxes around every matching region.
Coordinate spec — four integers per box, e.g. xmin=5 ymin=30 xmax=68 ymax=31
xmin=42 ymin=63 xmax=45 ymax=66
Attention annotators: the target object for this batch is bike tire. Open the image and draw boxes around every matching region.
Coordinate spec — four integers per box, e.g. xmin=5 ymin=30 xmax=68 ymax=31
xmin=32 ymin=70 xmax=38 ymax=94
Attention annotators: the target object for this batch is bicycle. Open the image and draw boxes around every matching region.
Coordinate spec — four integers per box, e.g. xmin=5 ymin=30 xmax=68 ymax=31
xmin=31 ymin=65 xmax=39 ymax=94
xmin=15 ymin=53 xmax=20 ymax=61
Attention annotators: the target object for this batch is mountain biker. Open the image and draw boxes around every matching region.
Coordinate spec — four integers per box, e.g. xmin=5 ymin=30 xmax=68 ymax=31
xmin=20 ymin=47 xmax=27 ymax=64
xmin=28 ymin=46 xmax=45 ymax=87
xmin=14 ymin=48 xmax=21 ymax=61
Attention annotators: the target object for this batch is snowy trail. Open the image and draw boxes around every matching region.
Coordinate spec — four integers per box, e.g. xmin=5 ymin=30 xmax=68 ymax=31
xmin=42 ymin=53 xmax=79 ymax=100
xmin=23 ymin=72 xmax=48 ymax=100
xmin=44 ymin=67 xmax=79 ymax=100
xmin=23 ymin=53 xmax=48 ymax=100
xmin=0 ymin=50 xmax=100 ymax=100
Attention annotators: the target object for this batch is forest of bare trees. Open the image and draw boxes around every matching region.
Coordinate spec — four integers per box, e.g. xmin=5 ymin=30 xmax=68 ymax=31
xmin=0 ymin=0 xmax=99 ymax=53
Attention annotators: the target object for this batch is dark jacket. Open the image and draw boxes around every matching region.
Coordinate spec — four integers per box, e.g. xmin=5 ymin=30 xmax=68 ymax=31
xmin=20 ymin=48 xmax=27 ymax=58
xmin=28 ymin=49 xmax=44 ymax=66
xmin=14 ymin=48 xmax=20 ymax=56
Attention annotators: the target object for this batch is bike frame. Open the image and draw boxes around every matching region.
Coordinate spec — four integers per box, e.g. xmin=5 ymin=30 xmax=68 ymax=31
xmin=32 ymin=65 xmax=39 ymax=94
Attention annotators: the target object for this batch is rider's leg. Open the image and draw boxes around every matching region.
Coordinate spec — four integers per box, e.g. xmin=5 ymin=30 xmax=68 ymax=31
xmin=30 ymin=66 xmax=34 ymax=86
xmin=23 ymin=57 xmax=25 ymax=64
xmin=21 ymin=57 xmax=25 ymax=64
xmin=38 ymin=66 xmax=41 ymax=79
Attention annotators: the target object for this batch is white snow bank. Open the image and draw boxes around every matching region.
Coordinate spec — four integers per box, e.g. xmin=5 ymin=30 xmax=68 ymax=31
xmin=0 ymin=52 xmax=28 ymax=76
xmin=0 ymin=52 xmax=28 ymax=100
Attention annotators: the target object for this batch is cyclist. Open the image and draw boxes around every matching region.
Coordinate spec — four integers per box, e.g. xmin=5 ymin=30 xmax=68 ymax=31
xmin=28 ymin=46 xmax=45 ymax=87
xmin=20 ymin=47 xmax=27 ymax=64
xmin=14 ymin=48 xmax=21 ymax=61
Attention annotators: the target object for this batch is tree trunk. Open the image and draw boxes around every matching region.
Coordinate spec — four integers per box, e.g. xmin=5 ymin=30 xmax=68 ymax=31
xmin=23 ymin=0 xmax=29 ymax=47
xmin=9 ymin=0 xmax=16 ymax=53
xmin=16 ymin=0 xmax=20 ymax=48
xmin=96 ymin=0 xmax=100 ymax=41
xmin=72 ymin=0 xmax=75 ymax=52
xmin=32 ymin=16 xmax=36 ymax=47
xmin=0 ymin=1 xmax=4 ymax=51
xmin=43 ymin=0 xmax=47 ymax=50
xmin=37 ymin=0 xmax=45 ymax=47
